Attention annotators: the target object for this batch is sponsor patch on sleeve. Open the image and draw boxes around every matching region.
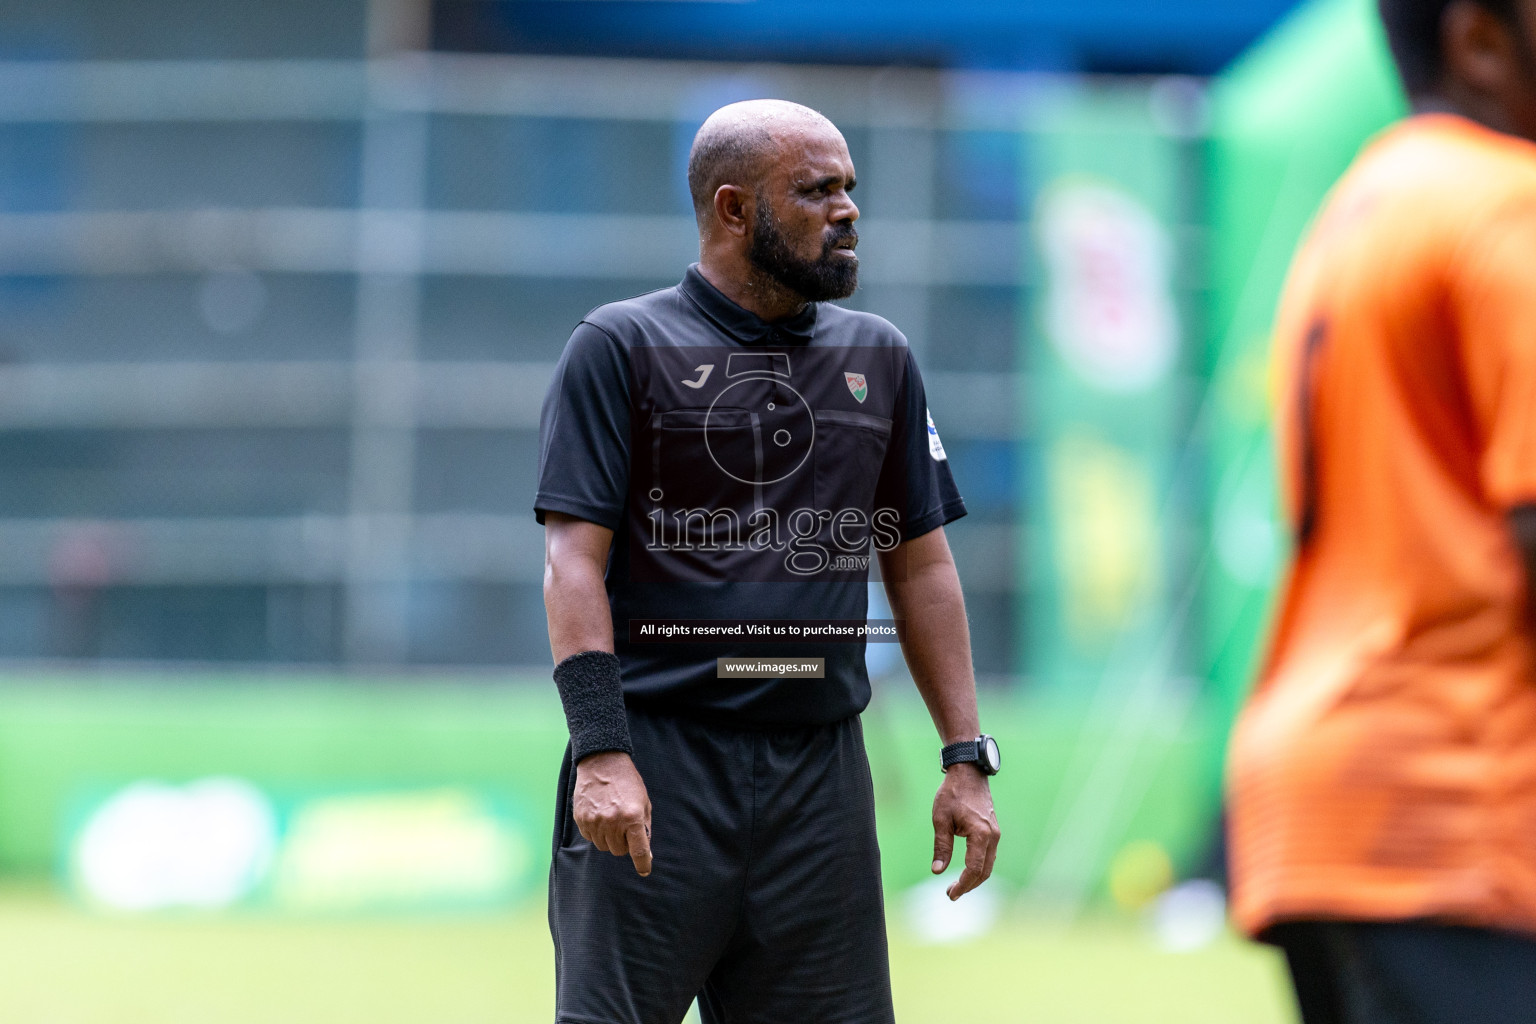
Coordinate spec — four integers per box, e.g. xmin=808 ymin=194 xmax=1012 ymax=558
xmin=925 ymin=408 xmax=947 ymax=462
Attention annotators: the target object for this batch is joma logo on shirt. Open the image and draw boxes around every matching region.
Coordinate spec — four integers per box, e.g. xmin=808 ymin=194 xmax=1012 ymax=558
xmin=646 ymin=505 xmax=901 ymax=576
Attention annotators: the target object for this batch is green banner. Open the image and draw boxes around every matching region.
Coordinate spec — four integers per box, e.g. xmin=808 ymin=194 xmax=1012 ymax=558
xmin=1020 ymin=84 xmax=1193 ymax=697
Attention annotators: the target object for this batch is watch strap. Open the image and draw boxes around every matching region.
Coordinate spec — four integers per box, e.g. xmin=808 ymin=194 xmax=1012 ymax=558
xmin=941 ymin=738 xmax=979 ymax=771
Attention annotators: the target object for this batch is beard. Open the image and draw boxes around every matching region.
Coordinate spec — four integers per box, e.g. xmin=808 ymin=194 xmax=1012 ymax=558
xmin=747 ymin=198 xmax=859 ymax=302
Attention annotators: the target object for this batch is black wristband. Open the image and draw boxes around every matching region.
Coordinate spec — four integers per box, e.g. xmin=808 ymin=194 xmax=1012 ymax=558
xmin=553 ymin=650 xmax=633 ymax=763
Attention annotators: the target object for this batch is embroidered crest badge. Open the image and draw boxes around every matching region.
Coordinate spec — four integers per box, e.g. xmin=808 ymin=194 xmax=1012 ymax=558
xmin=844 ymin=371 xmax=867 ymax=404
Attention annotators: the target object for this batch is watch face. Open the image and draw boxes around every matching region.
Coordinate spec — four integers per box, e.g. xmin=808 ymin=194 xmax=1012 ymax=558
xmin=982 ymin=736 xmax=1001 ymax=773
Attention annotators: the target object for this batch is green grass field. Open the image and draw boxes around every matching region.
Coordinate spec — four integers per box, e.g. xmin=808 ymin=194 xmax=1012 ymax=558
xmin=0 ymin=882 xmax=1296 ymax=1023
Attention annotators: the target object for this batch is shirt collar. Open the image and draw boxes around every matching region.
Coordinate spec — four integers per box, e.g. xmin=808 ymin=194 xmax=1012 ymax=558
xmin=679 ymin=264 xmax=819 ymax=345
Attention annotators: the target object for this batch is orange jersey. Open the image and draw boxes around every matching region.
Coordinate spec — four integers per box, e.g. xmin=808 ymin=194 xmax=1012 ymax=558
xmin=1228 ymin=115 xmax=1536 ymax=938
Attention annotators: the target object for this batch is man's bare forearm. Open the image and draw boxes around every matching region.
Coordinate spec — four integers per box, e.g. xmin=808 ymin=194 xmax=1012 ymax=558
xmin=879 ymin=527 xmax=980 ymax=743
xmin=543 ymin=512 xmax=618 ymax=662
xmin=546 ymin=564 xmax=614 ymax=661
xmin=881 ymin=526 xmax=999 ymax=898
xmin=543 ymin=513 xmax=653 ymax=875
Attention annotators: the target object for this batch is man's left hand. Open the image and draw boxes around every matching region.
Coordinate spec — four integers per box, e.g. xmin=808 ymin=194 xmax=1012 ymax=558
xmin=930 ymin=764 xmax=1000 ymax=901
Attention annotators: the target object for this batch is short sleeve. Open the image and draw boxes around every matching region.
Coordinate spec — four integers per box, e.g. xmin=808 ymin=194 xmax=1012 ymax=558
xmin=534 ymin=322 xmax=632 ymax=529
xmin=874 ymin=347 xmax=967 ymax=541
xmin=1454 ymin=203 xmax=1536 ymax=509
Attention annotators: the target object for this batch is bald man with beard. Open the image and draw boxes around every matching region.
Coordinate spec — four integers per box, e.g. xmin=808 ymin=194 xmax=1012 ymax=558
xmin=534 ymin=100 xmax=1001 ymax=1023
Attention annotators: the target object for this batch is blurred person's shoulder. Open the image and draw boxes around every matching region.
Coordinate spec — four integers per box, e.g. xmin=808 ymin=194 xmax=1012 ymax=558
xmin=1333 ymin=114 xmax=1536 ymax=247
xmin=1283 ymin=114 xmax=1536 ymax=318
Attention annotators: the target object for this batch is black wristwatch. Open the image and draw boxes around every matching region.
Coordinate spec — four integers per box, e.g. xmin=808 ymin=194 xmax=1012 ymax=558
xmin=941 ymin=734 xmax=1000 ymax=776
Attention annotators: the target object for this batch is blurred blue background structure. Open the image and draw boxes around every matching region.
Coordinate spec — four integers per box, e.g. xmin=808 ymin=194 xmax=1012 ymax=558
xmin=433 ymin=0 xmax=1303 ymax=73
xmin=0 ymin=0 xmax=1408 ymax=1020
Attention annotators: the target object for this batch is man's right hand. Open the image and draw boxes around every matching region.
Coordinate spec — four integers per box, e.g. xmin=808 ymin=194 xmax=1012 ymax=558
xmin=573 ymin=750 xmax=654 ymax=876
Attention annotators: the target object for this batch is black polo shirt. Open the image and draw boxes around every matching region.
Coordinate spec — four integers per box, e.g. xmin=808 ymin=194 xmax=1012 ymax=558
xmin=535 ymin=265 xmax=965 ymax=726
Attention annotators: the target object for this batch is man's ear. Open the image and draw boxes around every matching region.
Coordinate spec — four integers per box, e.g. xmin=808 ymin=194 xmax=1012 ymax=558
xmin=1443 ymin=0 xmax=1519 ymax=95
xmin=712 ymin=184 xmax=752 ymax=239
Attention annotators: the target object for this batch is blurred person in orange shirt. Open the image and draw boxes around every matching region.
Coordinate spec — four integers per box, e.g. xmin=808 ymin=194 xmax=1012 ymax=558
xmin=1226 ymin=0 xmax=1536 ymax=1020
